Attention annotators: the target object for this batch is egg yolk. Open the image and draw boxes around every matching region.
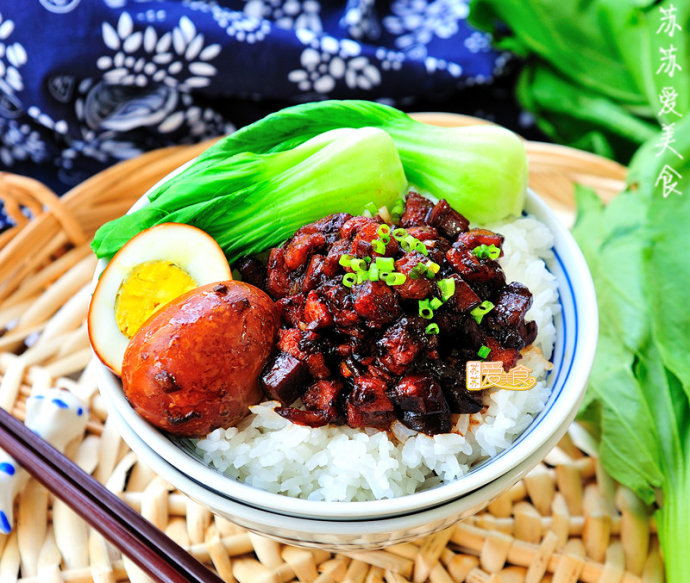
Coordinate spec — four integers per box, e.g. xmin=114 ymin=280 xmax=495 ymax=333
xmin=115 ymin=260 xmax=197 ymax=338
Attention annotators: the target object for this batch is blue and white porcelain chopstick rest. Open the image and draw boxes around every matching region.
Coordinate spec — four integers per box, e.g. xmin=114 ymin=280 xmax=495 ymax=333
xmin=0 ymin=388 xmax=88 ymax=534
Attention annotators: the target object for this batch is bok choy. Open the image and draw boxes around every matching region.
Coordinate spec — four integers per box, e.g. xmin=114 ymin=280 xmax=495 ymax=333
xmin=157 ymin=100 xmax=527 ymax=224
xmin=92 ymin=126 xmax=407 ymax=262
xmin=92 ymin=100 xmax=528 ymax=262
xmin=573 ymin=116 xmax=690 ymax=583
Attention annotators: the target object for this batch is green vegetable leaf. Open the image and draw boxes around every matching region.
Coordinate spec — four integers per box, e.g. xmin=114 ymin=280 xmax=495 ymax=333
xmin=159 ymin=100 xmax=528 ymax=224
xmin=573 ymin=115 xmax=690 ymax=583
xmin=92 ymin=126 xmax=407 ymax=262
xmin=469 ymin=0 xmax=689 ymax=162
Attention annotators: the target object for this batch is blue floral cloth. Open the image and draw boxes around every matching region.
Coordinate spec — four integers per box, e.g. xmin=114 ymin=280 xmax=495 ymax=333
xmin=0 ymin=0 xmax=533 ymax=228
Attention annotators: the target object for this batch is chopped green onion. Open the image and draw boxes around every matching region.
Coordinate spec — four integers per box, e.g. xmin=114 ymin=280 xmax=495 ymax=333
xmin=350 ymin=258 xmax=366 ymax=272
xmin=430 ymin=297 xmax=443 ymax=310
xmin=342 ymin=273 xmax=357 ymax=288
xmin=371 ymin=239 xmax=386 ymax=254
xmin=472 ymin=244 xmax=501 ymax=260
xmin=368 ymin=264 xmax=379 ymax=281
xmin=383 ymin=272 xmax=406 ymax=286
xmin=363 ymin=256 xmax=372 ymax=264
xmin=356 ymin=270 xmax=369 ymax=284
xmin=418 ymin=299 xmax=434 ymax=319
xmin=471 ymin=300 xmax=494 ymax=324
xmin=409 ymin=263 xmax=426 ymax=279
xmin=380 ymin=235 xmax=391 ymax=244
xmin=392 ymin=228 xmax=407 ymax=241
xmin=425 ymin=323 xmax=440 ymax=335
xmin=377 ymin=224 xmax=391 ymax=237
xmin=401 ymin=234 xmax=417 ymax=252
xmin=391 ymin=200 xmax=404 ymax=221
xmin=425 ymin=260 xmax=440 ymax=275
xmin=364 ymin=202 xmax=378 ymax=215
xmin=415 ymin=241 xmax=429 ymax=256
xmin=339 ymin=254 xmax=353 ymax=268
xmin=438 ymin=278 xmax=455 ymax=301
xmin=478 ymin=345 xmax=491 ymax=359
xmin=376 ymin=257 xmax=395 ymax=271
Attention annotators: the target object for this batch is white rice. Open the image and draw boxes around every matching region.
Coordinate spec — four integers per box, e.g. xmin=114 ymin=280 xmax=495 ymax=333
xmin=192 ymin=215 xmax=560 ymax=501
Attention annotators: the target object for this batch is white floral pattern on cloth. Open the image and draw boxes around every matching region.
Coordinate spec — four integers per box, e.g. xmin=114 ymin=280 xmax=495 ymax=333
xmin=340 ymin=0 xmax=380 ymax=40
xmin=97 ymin=12 xmax=222 ymax=89
xmin=244 ymin=0 xmax=322 ymax=32
xmin=0 ymin=0 xmax=521 ymax=228
xmin=58 ymin=78 xmax=233 ymax=178
xmin=289 ymin=29 xmax=381 ymax=93
xmin=383 ymin=0 xmax=469 ymax=58
xmin=184 ymin=0 xmax=272 ymax=43
xmin=0 ymin=118 xmax=47 ymax=166
xmin=0 ymin=12 xmax=26 ymax=98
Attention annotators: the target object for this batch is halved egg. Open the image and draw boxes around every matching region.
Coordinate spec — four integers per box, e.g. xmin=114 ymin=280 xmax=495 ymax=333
xmin=88 ymin=223 xmax=232 ymax=375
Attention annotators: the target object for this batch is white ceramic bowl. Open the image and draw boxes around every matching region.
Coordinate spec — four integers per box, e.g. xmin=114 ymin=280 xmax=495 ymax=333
xmin=95 ymin=184 xmax=597 ymax=517
xmin=102 ymin=376 xmax=560 ymax=549
xmin=92 ymin=117 xmax=598 ymax=546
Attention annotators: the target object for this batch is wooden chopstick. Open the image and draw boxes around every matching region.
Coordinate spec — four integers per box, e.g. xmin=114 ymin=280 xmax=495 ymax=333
xmin=0 ymin=407 xmax=225 ymax=583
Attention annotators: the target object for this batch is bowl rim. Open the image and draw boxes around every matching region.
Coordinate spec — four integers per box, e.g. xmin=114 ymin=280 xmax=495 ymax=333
xmin=92 ymin=120 xmax=598 ymax=520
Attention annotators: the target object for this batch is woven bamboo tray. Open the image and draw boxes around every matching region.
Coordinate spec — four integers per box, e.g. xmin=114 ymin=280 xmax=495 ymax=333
xmin=0 ymin=114 xmax=663 ymax=583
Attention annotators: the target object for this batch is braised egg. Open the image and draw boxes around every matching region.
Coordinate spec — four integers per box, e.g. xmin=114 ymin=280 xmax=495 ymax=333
xmin=88 ymin=223 xmax=232 ymax=375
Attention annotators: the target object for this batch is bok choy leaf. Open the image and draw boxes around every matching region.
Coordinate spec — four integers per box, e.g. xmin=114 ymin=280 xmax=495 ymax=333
xmin=573 ymin=116 xmax=690 ymax=583
xmin=148 ymin=100 xmax=528 ymax=224
xmin=92 ymin=126 xmax=407 ymax=262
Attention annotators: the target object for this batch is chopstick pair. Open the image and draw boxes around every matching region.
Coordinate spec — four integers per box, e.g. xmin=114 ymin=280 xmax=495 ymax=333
xmin=0 ymin=407 xmax=225 ymax=583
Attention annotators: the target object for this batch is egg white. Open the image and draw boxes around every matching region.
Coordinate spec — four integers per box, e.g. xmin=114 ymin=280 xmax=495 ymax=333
xmin=88 ymin=223 xmax=232 ymax=375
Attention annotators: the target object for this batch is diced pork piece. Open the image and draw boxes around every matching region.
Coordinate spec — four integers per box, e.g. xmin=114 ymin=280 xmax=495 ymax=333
xmin=443 ymin=384 xmax=485 ymax=414
xmin=266 ymin=247 xmax=292 ymax=299
xmin=394 ymin=251 xmax=434 ymax=300
xmin=322 ymin=238 xmax=351 ymax=277
xmin=484 ymin=337 xmax=521 ymax=371
xmin=391 ymin=374 xmax=452 ymax=434
xmin=352 ymin=280 xmax=401 ymax=328
xmin=302 ymin=254 xmax=326 ymax=292
xmin=340 ymin=216 xmax=380 ymax=240
xmin=485 ymin=282 xmax=535 ymax=349
xmin=346 ymin=377 xmax=395 ymax=430
xmin=284 ymin=231 xmax=326 ymax=270
xmin=275 ymin=294 xmax=305 ymax=327
xmin=309 ymin=213 xmax=352 ymax=244
xmin=376 ymin=317 xmax=428 ymax=376
xmin=277 ymin=328 xmax=317 ymax=361
xmin=320 ymin=279 xmax=360 ymax=328
xmin=234 ymin=256 xmax=267 ymax=290
xmin=277 ymin=328 xmax=332 ymax=380
xmin=350 ymin=221 xmax=398 ymax=257
xmin=417 ymin=354 xmax=485 ymax=414
xmin=303 ymin=290 xmax=333 ymax=330
xmin=428 ymin=199 xmax=470 ymax=239
xmin=444 ymin=274 xmax=481 ymax=313
xmin=457 ymin=228 xmax=504 ymax=252
xmin=404 ymin=225 xmax=439 ymax=241
xmin=261 ymin=352 xmax=308 ymax=405
xmin=275 ymin=408 xmax=328 ymax=428
xmin=303 ymin=380 xmax=344 ymax=423
xmin=446 ymin=242 xmax=506 ymax=286
xmin=400 ymin=192 xmax=433 ymax=227
xmin=519 ymin=320 xmax=538 ymax=347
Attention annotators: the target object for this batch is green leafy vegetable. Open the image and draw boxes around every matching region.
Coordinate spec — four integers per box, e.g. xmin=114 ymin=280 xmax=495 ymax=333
xmin=92 ymin=126 xmax=407 ymax=262
xmin=573 ymin=116 xmax=690 ymax=582
xmin=93 ymin=101 xmax=528 ymax=262
xmin=147 ymin=100 xmax=527 ymax=222
xmin=469 ymin=0 xmax=688 ymax=161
